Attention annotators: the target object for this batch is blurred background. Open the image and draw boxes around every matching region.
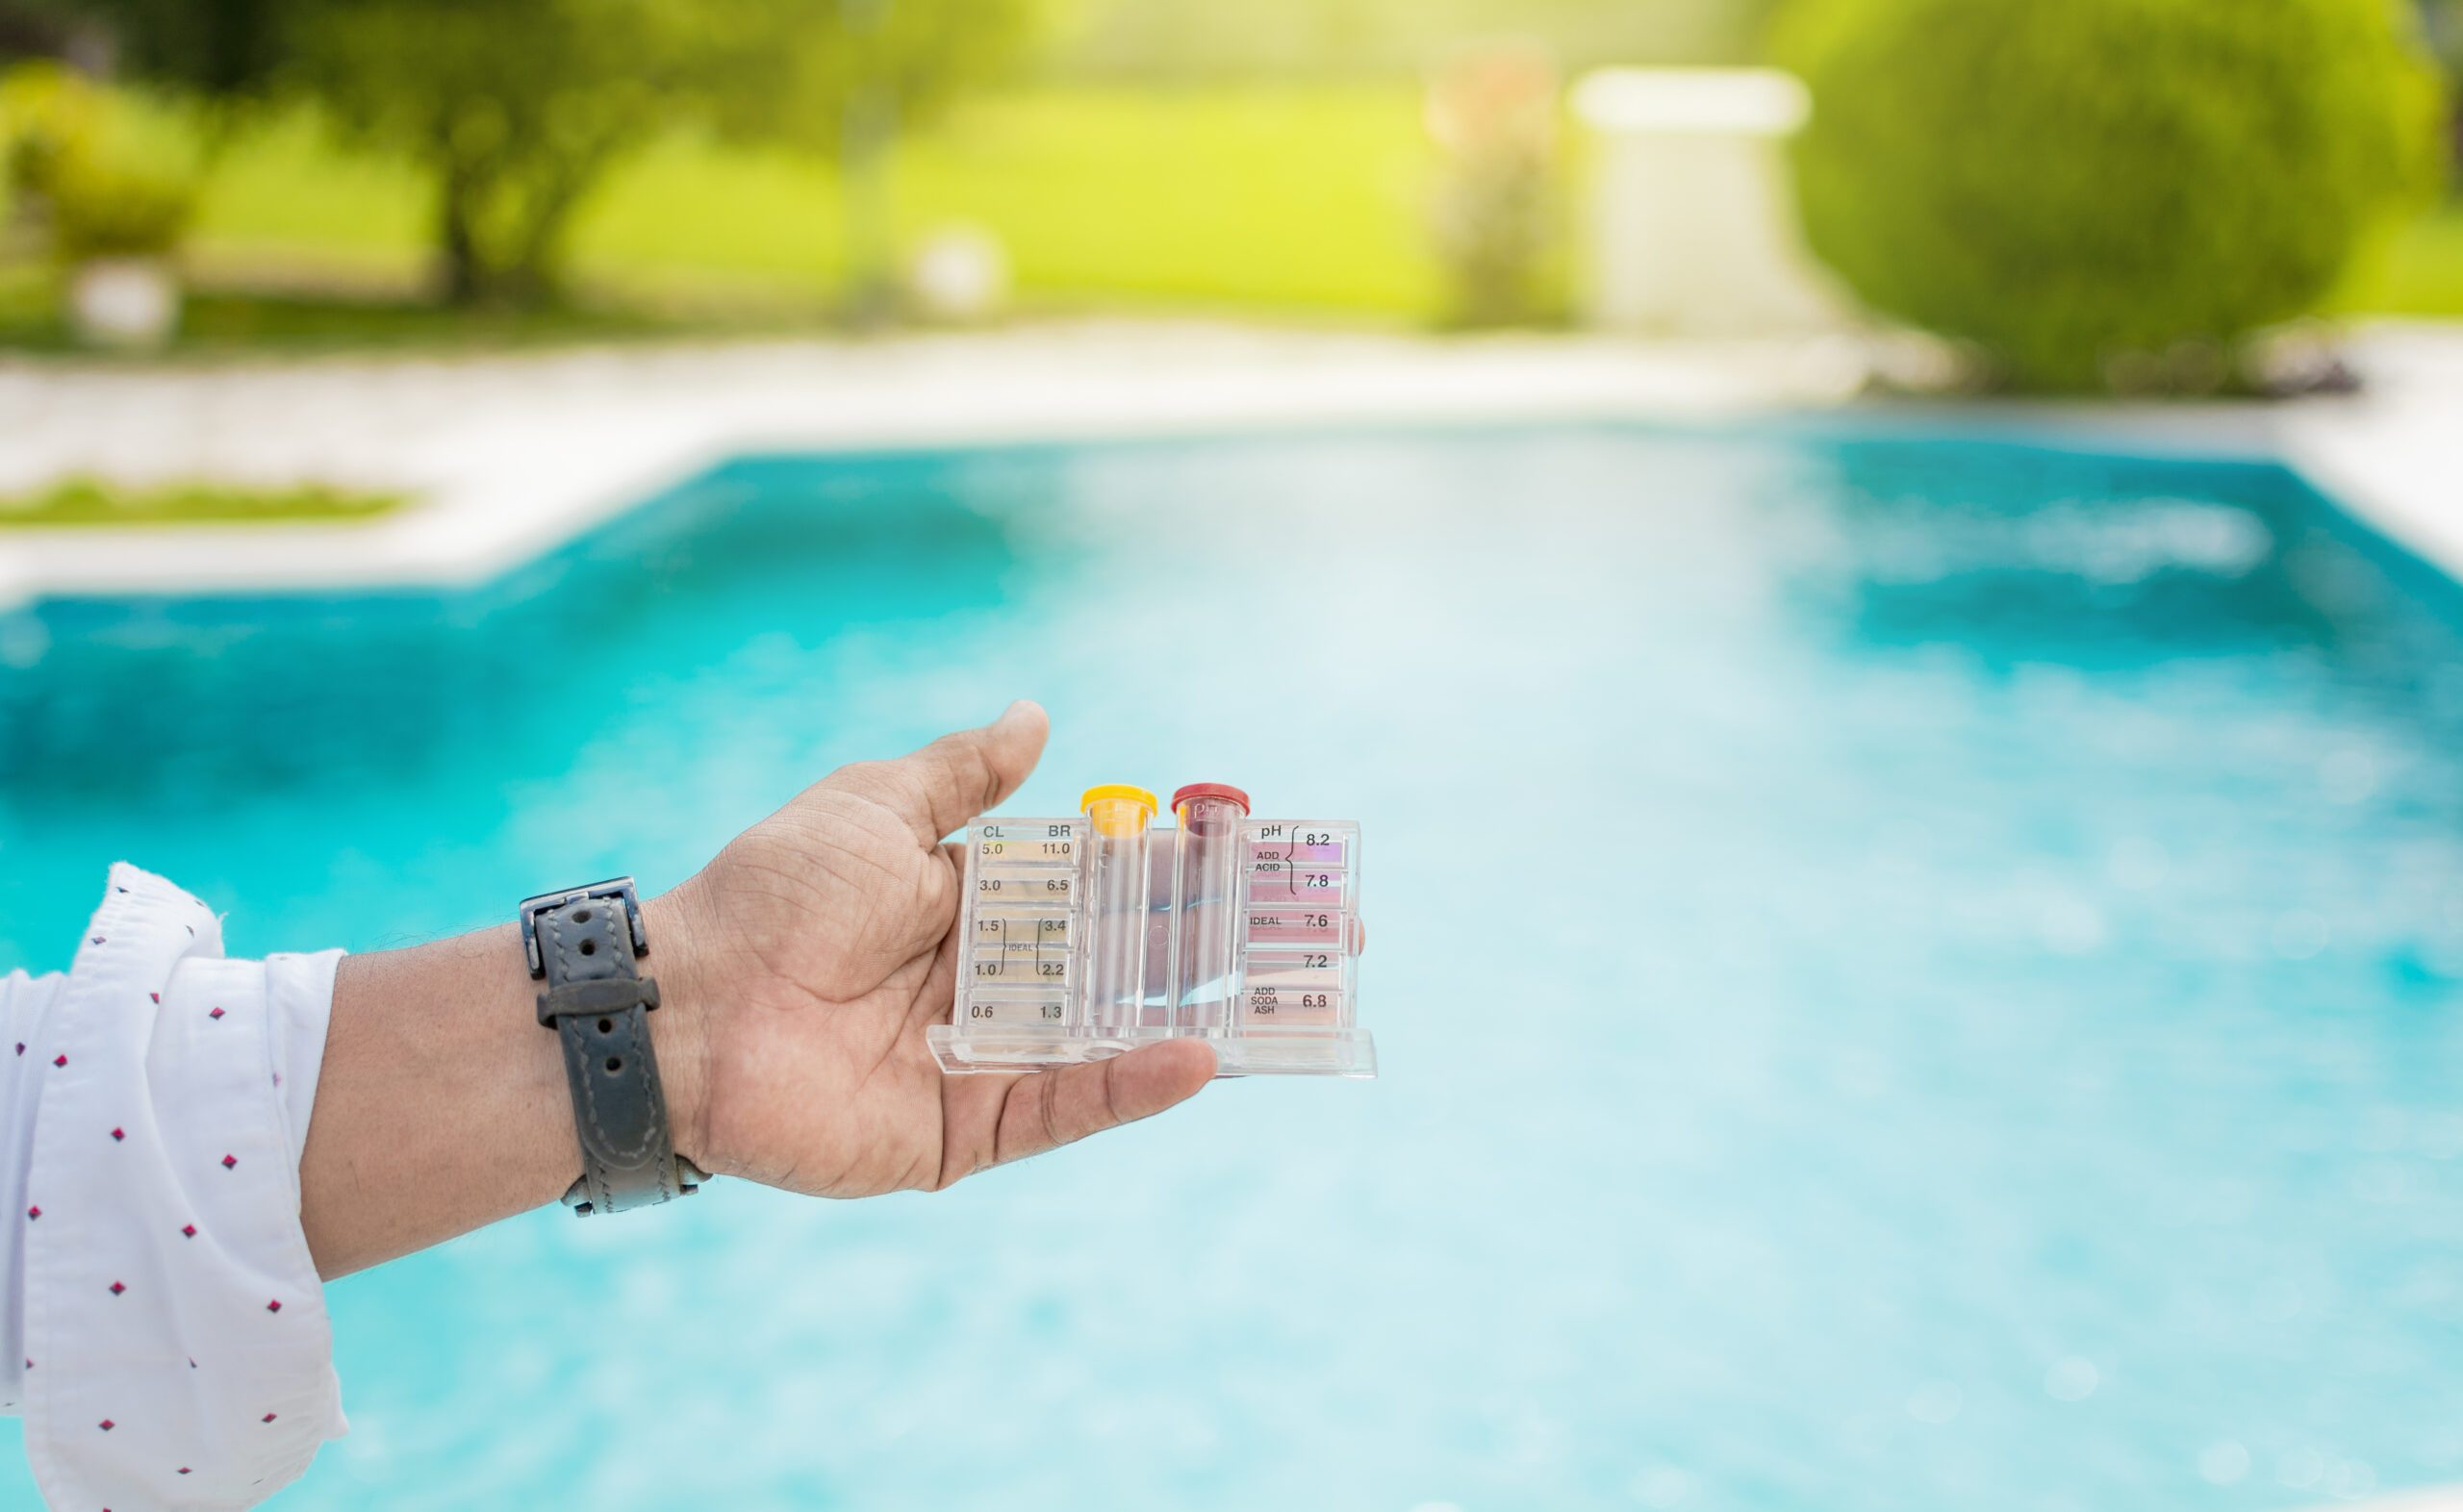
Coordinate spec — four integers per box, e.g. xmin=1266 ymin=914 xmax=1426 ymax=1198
xmin=0 ymin=0 xmax=2449 ymax=359
xmin=9 ymin=3 xmax=2463 ymax=1511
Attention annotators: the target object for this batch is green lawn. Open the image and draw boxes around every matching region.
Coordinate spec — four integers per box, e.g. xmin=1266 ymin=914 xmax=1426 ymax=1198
xmin=2334 ymin=207 xmax=2463 ymax=318
xmin=0 ymin=268 xmax=712 ymax=353
xmin=0 ymin=477 xmax=405 ymax=526
xmin=188 ymin=86 xmax=1446 ymax=320
xmin=52 ymin=83 xmax=2463 ymax=340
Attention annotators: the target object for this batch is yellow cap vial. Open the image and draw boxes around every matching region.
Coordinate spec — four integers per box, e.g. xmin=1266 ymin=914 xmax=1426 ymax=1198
xmin=1079 ymin=784 xmax=1158 ymax=838
xmin=1078 ymin=783 xmax=1157 ymax=1027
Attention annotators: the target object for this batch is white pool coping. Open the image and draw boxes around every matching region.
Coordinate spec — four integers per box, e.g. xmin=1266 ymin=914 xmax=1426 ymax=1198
xmin=0 ymin=318 xmax=2459 ymax=611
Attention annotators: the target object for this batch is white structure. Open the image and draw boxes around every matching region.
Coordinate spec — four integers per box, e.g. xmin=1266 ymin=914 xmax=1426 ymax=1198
xmin=1570 ymin=67 xmax=1842 ymax=337
xmin=906 ymin=224 xmax=1011 ymax=324
xmin=66 ymin=257 xmax=182 ymax=349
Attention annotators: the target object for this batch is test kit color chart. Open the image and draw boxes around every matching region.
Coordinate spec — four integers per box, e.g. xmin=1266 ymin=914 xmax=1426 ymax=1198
xmin=929 ymin=804 xmax=1374 ymax=1077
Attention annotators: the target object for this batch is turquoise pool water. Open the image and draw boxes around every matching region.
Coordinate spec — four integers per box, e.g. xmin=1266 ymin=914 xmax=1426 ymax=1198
xmin=7 ymin=423 xmax=2463 ymax=1510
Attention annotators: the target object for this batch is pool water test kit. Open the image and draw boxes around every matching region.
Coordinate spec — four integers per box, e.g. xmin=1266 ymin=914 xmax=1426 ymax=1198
xmin=927 ymin=782 xmax=1374 ymax=1077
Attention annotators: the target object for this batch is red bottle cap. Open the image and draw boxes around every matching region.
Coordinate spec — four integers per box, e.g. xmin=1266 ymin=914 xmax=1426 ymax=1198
xmin=1170 ymin=783 xmax=1251 ymax=815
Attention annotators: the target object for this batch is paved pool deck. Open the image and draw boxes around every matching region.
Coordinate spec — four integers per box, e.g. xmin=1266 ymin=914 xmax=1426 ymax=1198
xmin=0 ymin=318 xmax=2458 ymax=612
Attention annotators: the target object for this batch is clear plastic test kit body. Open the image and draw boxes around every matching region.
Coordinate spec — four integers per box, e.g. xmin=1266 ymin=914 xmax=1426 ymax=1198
xmin=927 ymin=783 xmax=1374 ymax=1077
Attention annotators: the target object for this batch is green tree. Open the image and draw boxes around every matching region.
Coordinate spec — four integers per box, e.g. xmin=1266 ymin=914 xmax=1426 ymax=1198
xmin=69 ymin=0 xmax=1035 ymax=310
xmin=715 ymin=0 xmax=1039 ymax=320
xmin=2425 ymin=0 xmax=2463 ymax=174
xmin=1775 ymin=0 xmax=2444 ymax=391
xmin=288 ymin=0 xmax=749 ymax=306
xmin=74 ymin=0 xmax=292 ymax=97
xmin=56 ymin=0 xmax=752 ymax=304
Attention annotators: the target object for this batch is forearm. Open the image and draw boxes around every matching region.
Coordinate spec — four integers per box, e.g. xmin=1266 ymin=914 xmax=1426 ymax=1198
xmin=300 ymin=895 xmax=712 ymax=1278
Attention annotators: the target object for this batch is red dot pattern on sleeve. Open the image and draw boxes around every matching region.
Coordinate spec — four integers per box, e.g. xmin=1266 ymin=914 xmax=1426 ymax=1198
xmin=22 ymin=866 xmax=347 ymax=1507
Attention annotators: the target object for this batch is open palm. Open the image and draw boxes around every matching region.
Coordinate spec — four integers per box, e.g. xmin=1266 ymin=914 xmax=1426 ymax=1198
xmin=653 ymin=701 xmax=1214 ymax=1197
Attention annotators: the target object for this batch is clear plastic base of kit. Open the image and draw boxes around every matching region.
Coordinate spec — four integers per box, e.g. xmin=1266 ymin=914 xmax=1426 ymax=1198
xmin=934 ymin=808 xmax=1372 ymax=1079
xmin=926 ymin=1024 xmax=1377 ymax=1078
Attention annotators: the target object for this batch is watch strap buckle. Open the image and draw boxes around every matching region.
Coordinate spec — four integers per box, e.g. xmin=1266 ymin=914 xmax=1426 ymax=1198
xmin=518 ymin=877 xmax=648 ymax=979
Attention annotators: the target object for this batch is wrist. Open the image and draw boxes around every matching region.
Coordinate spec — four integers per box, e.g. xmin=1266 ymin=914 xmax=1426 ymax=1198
xmin=641 ymin=883 xmax=721 ymax=1177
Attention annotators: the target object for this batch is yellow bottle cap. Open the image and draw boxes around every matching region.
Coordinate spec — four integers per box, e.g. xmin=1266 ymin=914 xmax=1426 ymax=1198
xmin=1079 ymin=783 xmax=1158 ymax=815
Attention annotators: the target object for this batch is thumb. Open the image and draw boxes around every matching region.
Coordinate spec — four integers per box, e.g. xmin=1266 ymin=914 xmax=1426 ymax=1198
xmin=825 ymin=700 xmax=1050 ymax=845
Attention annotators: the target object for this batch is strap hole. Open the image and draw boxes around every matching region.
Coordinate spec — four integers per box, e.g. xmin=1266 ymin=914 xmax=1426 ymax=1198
xmin=578 ymin=939 xmax=597 ymax=956
xmin=604 ymin=1057 xmax=623 ymax=1073
xmin=571 ymin=908 xmax=590 ymax=922
xmin=597 ymin=1018 xmax=613 ymax=1034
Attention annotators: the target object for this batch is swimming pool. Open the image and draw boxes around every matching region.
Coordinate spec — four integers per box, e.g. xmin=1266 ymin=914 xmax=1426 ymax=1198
xmin=6 ymin=422 xmax=2463 ymax=1510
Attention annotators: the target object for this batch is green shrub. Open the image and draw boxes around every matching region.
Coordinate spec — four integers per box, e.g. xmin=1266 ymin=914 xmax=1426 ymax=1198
xmin=2 ymin=63 xmax=199 ymax=261
xmin=1774 ymin=0 xmax=2445 ymax=391
xmin=1 ymin=62 xmax=103 ymax=209
xmin=48 ymin=155 xmax=196 ymax=260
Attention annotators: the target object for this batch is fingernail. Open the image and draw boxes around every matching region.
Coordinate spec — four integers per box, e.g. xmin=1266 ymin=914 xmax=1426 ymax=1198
xmin=997 ymin=699 xmax=1036 ymax=728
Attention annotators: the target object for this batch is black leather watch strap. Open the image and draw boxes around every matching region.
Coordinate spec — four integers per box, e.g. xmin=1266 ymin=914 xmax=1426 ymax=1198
xmin=519 ymin=878 xmax=706 ymax=1216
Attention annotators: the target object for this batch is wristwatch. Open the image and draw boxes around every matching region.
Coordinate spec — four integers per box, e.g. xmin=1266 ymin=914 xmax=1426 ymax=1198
xmin=518 ymin=877 xmax=707 ymax=1215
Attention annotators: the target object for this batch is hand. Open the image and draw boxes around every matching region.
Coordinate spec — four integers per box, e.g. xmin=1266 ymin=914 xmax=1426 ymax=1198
xmin=647 ymin=701 xmax=1215 ymax=1196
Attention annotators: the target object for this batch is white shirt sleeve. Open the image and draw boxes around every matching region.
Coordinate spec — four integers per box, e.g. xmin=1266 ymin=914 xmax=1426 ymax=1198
xmin=1 ymin=863 xmax=346 ymax=1510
